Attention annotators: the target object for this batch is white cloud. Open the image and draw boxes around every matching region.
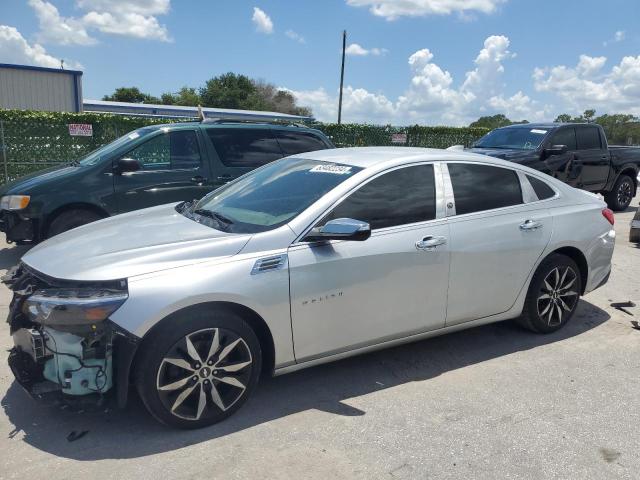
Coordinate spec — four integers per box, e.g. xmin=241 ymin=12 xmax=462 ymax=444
xmin=289 ymin=35 xmax=517 ymax=125
xmin=345 ymin=43 xmax=388 ymax=56
xmin=82 ymin=11 xmax=170 ymax=41
xmin=285 ymin=29 xmax=305 ymax=44
xmin=28 ymin=0 xmax=171 ymax=44
xmin=0 ymin=25 xmax=82 ymax=69
xmin=534 ymin=54 xmax=640 ymax=115
xmin=604 ymin=30 xmax=625 ymax=46
xmin=345 ymin=0 xmax=506 ymax=20
xmin=488 ymin=92 xmax=547 ymax=121
xmin=252 ymin=7 xmax=273 ymax=34
xmin=28 ymin=0 xmax=96 ymax=46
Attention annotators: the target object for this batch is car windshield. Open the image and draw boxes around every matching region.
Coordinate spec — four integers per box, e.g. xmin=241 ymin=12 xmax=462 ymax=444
xmin=77 ymin=128 xmax=156 ymax=166
xmin=474 ymin=127 xmax=549 ymax=150
xmin=182 ymin=158 xmax=363 ymax=233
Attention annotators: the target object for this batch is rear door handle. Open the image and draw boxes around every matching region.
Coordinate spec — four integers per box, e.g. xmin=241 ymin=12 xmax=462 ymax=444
xmin=217 ymin=174 xmax=233 ymax=181
xmin=415 ymin=236 xmax=447 ymax=251
xmin=520 ymin=220 xmax=542 ymax=231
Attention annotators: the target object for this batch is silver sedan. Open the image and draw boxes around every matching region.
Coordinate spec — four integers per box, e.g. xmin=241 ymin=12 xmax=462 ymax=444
xmin=6 ymin=147 xmax=615 ymax=428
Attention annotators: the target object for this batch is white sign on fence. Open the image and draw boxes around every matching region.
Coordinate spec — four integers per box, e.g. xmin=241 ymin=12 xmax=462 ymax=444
xmin=391 ymin=133 xmax=407 ymax=144
xmin=68 ymin=124 xmax=93 ymax=137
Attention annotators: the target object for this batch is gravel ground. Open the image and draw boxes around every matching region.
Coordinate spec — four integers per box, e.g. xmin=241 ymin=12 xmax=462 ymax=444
xmin=0 ymin=197 xmax=638 ymax=480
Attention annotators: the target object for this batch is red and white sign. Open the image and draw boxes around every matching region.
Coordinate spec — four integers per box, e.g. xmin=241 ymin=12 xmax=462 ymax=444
xmin=68 ymin=124 xmax=93 ymax=137
xmin=391 ymin=133 xmax=407 ymax=144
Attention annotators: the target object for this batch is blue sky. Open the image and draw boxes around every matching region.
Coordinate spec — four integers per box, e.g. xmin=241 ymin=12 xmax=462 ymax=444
xmin=1 ymin=0 xmax=639 ymax=125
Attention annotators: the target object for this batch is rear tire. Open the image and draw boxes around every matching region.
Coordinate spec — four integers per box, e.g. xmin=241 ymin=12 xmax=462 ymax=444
xmin=47 ymin=209 xmax=103 ymax=238
xmin=516 ymin=254 xmax=582 ymax=333
xmin=604 ymin=174 xmax=634 ymax=212
xmin=135 ymin=308 xmax=261 ymax=429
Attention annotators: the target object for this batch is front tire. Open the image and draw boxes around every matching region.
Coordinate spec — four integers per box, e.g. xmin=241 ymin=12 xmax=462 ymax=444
xmin=135 ymin=308 xmax=261 ymax=429
xmin=516 ymin=254 xmax=582 ymax=333
xmin=605 ymin=174 xmax=634 ymax=212
xmin=47 ymin=208 xmax=103 ymax=238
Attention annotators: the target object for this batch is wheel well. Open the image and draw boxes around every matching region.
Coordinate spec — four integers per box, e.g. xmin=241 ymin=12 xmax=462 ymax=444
xmin=43 ymin=203 xmax=109 ymax=237
xmin=618 ymin=168 xmax=638 ymax=192
xmin=548 ymin=247 xmax=588 ymax=295
xmin=131 ymin=302 xmax=276 ymax=381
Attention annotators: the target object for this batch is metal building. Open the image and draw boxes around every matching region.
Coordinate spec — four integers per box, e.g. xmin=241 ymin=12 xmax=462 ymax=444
xmin=0 ymin=63 xmax=83 ymax=112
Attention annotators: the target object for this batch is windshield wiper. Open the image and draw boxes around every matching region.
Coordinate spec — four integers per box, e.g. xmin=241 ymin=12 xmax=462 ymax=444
xmin=194 ymin=209 xmax=234 ymax=225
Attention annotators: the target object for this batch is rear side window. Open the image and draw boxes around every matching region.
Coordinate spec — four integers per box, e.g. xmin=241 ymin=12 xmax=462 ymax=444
xmin=549 ymin=128 xmax=577 ymax=150
xmin=275 ymin=130 xmax=329 ymax=155
xmin=206 ymin=128 xmax=283 ymax=168
xmin=126 ymin=130 xmax=201 ymax=170
xmin=448 ymin=163 xmax=523 ymax=215
xmin=576 ymin=127 xmax=602 ymax=150
xmin=527 ymin=175 xmax=556 ymax=200
xmin=325 ymin=164 xmax=436 ymax=230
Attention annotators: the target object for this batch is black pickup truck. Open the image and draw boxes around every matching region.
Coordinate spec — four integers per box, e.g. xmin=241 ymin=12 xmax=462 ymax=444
xmin=468 ymin=123 xmax=640 ymax=211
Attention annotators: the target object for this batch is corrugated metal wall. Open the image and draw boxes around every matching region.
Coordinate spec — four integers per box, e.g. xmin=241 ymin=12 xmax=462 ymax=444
xmin=0 ymin=66 xmax=81 ymax=112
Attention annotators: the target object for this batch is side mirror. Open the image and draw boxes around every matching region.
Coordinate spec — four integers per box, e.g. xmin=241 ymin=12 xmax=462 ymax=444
xmin=114 ymin=157 xmax=141 ymax=174
xmin=304 ymin=218 xmax=371 ymax=242
xmin=544 ymin=145 xmax=568 ymax=157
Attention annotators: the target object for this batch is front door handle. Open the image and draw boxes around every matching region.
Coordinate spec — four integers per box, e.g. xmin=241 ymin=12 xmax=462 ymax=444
xmin=217 ymin=174 xmax=233 ymax=181
xmin=191 ymin=175 xmax=207 ymax=185
xmin=520 ymin=220 xmax=543 ymax=231
xmin=415 ymin=236 xmax=447 ymax=251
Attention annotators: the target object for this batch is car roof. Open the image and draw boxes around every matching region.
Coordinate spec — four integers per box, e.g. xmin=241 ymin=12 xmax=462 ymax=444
xmin=499 ymin=122 xmax=602 ymax=130
xmin=294 ymin=146 xmax=515 ymax=169
xmin=141 ymin=122 xmax=325 ymax=133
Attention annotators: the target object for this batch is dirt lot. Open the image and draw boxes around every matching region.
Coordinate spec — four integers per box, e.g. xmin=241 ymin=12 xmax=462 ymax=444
xmin=0 ymin=198 xmax=639 ymax=480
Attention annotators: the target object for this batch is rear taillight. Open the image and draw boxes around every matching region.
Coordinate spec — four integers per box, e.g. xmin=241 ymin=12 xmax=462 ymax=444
xmin=602 ymin=208 xmax=615 ymax=225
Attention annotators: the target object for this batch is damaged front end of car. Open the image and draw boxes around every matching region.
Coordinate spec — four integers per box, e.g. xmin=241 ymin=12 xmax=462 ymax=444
xmin=4 ymin=263 xmax=139 ymax=409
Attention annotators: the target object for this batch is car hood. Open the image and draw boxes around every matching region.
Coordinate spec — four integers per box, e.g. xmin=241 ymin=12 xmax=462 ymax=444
xmin=0 ymin=163 xmax=81 ymax=195
xmin=466 ymin=147 xmax=536 ymax=162
xmin=21 ymin=204 xmax=252 ymax=281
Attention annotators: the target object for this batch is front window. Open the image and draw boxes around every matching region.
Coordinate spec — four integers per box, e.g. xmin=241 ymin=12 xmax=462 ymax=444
xmin=125 ymin=130 xmax=201 ymax=170
xmin=182 ymin=158 xmax=362 ymax=233
xmin=78 ymin=128 xmax=156 ymax=166
xmin=474 ymin=127 xmax=548 ymax=150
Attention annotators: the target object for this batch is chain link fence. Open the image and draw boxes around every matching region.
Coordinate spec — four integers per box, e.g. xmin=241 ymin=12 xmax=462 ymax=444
xmin=0 ymin=110 xmax=489 ymax=184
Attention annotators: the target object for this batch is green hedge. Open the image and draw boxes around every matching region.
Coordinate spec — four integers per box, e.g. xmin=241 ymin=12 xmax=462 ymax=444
xmin=0 ymin=109 xmax=488 ymax=183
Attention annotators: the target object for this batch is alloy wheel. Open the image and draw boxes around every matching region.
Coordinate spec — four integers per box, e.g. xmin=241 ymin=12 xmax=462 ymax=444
xmin=156 ymin=328 xmax=253 ymax=421
xmin=617 ymin=180 xmax=633 ymax=208
xmin=537 ymin=266 xmax=579 ymax=327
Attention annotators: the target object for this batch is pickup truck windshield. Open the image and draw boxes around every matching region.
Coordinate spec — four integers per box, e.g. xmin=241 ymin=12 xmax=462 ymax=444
xmin=78 ymin=128 xmax=156 ymax=166
xmin=474 ymin=127 xmax=549 ymax=150
xmin=183 ymin=158 xmax=363 ymax=233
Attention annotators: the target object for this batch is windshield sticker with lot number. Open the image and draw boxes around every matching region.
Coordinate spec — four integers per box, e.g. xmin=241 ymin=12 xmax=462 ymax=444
xmin=530 ymin=129 xmax=548 ymax=134
xmin=310 ymin=165 xmax=353 ymax=175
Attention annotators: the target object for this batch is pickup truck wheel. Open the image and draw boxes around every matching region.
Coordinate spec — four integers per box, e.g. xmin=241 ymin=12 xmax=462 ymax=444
xmin=135 ymin=309 xmax=261 ymax=429
xmin=47 ymin=209 xmax=103 ymax=238
xmin=605 ymin=175 xmax=634 ymax=211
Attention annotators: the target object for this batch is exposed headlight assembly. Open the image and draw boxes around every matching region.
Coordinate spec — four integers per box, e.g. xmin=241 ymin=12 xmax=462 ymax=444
xmin=0 ymin=195 xmax=30 ymax=210
xmin=23 ymin=289 xmax=128 ymax=327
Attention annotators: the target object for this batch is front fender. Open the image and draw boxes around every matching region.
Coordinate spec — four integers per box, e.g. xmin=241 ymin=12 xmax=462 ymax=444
xmin=109 ymin=252 xmax=295 ymax=368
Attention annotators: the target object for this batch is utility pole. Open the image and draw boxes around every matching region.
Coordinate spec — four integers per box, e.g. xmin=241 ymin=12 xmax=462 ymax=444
xmin=338 ymin=30 xmax=346 ymax=125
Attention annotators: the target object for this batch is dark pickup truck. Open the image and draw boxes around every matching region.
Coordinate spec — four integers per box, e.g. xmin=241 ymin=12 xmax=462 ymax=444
xmin=468 ymin=123 xmax=640 ymax=211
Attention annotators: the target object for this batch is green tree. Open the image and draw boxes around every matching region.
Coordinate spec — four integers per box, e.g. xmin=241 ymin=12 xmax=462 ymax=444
xmin=161 ymin=87 xmax=201 ymax=106
xmin=554 ymin=113 xmax=573 ymax=123
xmin=199 ymin=73 xmax=262 ymax=110
xmin=102 ymin=87 xmax=160 ymax=104
xmin=469 ymin=114 xmax=514 ymax=129
xmin=583 ymin=109 xmax=596 ymax=123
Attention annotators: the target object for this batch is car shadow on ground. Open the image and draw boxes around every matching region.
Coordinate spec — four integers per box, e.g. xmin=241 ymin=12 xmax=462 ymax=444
xmin=2 ymin=300 xmax=609 ymax=461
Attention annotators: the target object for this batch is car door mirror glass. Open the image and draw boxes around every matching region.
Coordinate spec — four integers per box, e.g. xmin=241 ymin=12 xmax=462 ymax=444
xmin=544 ymin=145 xmax=568 ymax=156
xmin=116 ymin=157 xmax=141 ymax=174
xmin=304 ymin=218 xmax=371 ymax=242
